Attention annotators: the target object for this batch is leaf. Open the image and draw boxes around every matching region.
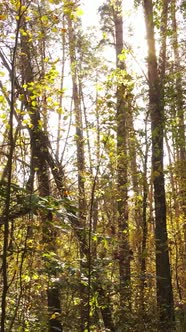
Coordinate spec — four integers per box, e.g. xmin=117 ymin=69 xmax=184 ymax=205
xmin=61 ymin=28 xmax=67 ymax=33
xmin=0 ymin=14 xmax=7 ymax=21
xmin=41 ymin=15 xmax=49 ymax=23
xmin=52 ymin=27 xmax=58 ymax=33
xmin=50 ymin=312 xmax=61 ymax=320
xmin=76 ymin=7 xmax=84 ymax=16
xmin=31 ymin=100 xmax=37 ymax=107
xmin=0 ymin=95 xmax=5 ymax=102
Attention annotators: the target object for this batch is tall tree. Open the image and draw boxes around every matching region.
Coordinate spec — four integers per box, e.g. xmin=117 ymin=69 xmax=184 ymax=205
xmin=17 ymin=1 xmax=63 ymax=330
xmin=143 ymin=0 xmax=175 ymax=330
xmin=66 ymin=4 xmax=88 ymax=330
xmin=0 ymin=3 xmax=22 ymax=331
xmin=171 ymin=0 xmax=186 ymax=327
xmin=113 ymin=1 xmax=131 ymax=326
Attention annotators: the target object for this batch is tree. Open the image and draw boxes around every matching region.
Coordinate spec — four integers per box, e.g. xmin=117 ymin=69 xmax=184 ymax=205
xmin=143 ymin=0 xmax=175 ymax=330
xmin=113 ymin=0 xmax=131 ymax=325
xmin=16 ymin=1 xmax=63 ymax=330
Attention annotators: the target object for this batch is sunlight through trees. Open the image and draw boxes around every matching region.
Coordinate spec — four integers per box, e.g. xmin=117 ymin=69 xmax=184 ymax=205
xmin=0 ymin=0 xmax=185 ymax=331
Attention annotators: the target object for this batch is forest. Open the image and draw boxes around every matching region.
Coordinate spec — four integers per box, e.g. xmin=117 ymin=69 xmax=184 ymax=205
xmin=0 ymin=0 xmax=185 ymax=331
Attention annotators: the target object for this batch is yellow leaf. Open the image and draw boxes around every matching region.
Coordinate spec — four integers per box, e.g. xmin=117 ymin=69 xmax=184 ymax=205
xmin=76 ymin=7 xmax=84 ymax=16
xmin=31 ymin=100 xmax=37 ymax=107
xmin=50 ymin=312 xmax=61 ymax=320
xmin=0 ymin=14 xmax=7 ymax=21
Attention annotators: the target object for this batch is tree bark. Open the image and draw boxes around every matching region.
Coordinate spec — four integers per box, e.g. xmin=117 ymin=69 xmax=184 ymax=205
xmin=20 ymin=6 xmax=63 ymax=331
xmin=67 ymin=12 xmax=89 ymax=331
xmin=113 ymin=0 xmax=131 ymax=326
xmin=143 ymin=0 xmax=175 ymax=330
xmin=0 ymin=8 xmax=21 ymax=332
xmin=171 ymin=0 xmax=186 ymax=327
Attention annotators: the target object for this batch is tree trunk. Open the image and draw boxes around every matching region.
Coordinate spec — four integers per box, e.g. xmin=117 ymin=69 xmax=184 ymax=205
xmin=171 ymin=0 xmax=186 ymax=327
xmin=20 ymin=8 xmax=63 ymax=331
xmin=67 ymin=13 xmax=89 ymax=331
xmin=0 ymin=8 xmax=21 ymax=331
xmin=143 ymin=0 xmax=175 ymax=330
xmin=113 ymin=0 xmax=131 ymax=326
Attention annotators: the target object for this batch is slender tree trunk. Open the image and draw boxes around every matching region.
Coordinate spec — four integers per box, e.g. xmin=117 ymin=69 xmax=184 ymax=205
xmin=139 ymin=115 xmax=149 ymax=323
xmin=20 ymin=6 xmax=63 ymax=331
xmin=171 ymin=0 xmax=186 ymax=327
xmin=143 ymin=0 xmax=175 ymax=330
xmin=113 ymin=0 xmax=131 ymax=326
xmin=0 ymin=6 xmax=22 ymax=330
xmin=57 ymin=16 xmax=66 ymax=159
xmin=67 ymin=13 xmax=89 ymax=331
